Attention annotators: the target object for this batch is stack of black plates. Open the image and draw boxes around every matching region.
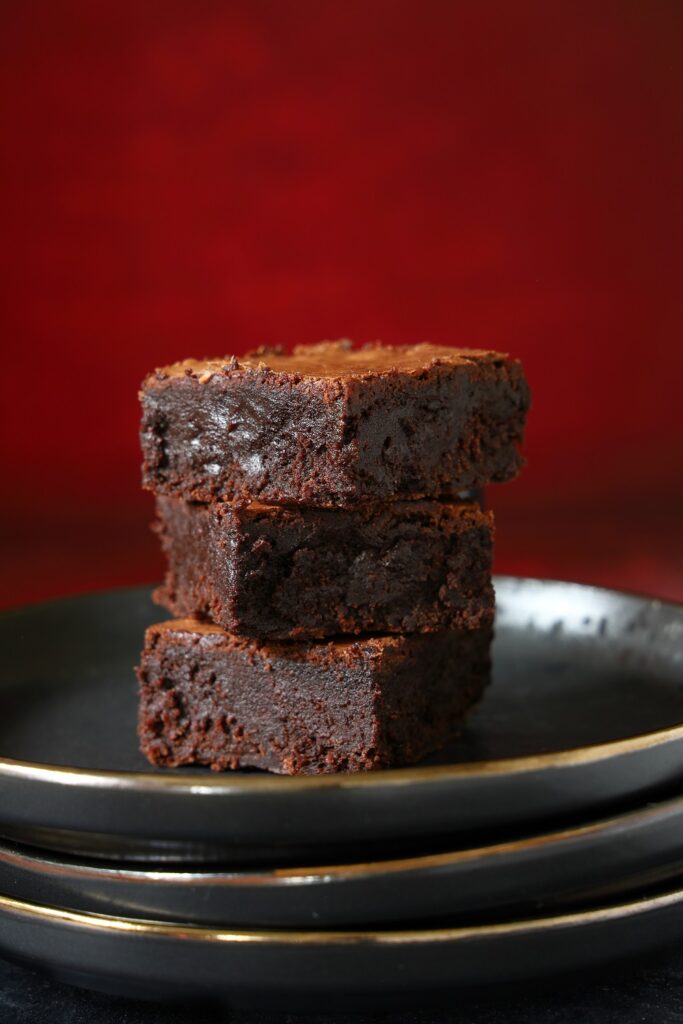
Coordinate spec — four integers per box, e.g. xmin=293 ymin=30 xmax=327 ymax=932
xmin=1 ymin=577 xmax=682 ymax=1006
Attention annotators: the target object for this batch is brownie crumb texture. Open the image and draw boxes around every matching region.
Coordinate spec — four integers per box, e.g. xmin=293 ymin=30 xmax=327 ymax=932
xmin=136 ymin=340 xmax=526 ymax=774
xmin=152 ymin=496 xmax=495 ymax=640
xmin=139 ymin=341 xmax=530 ymax=507
xmin=137 ymin=621 xmax=492 ymax=774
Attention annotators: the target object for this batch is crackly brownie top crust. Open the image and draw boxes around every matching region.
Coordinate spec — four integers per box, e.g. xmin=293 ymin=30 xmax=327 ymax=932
xmin=140 ymin=338 xmax=528 ymax=507
xmin=147 ymin=619 xmax=404 ymax=665
xmin=148 ymin=340 xmax=509 ymax=384
xmin=217 ymin=497 xmax=483 ymax=518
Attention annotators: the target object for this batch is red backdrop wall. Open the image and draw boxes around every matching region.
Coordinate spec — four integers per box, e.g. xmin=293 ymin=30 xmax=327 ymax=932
xmin=1 ymin=0 xmax=682 ymax=606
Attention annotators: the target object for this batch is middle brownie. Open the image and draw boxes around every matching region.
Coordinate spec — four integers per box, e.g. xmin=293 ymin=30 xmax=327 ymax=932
xmin=154 ymin=496 xmax=494 ymax=640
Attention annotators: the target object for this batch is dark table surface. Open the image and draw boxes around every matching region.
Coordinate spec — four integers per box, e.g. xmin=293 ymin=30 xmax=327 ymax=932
xmin=2 ymin=944 xmax=683 ymax=1024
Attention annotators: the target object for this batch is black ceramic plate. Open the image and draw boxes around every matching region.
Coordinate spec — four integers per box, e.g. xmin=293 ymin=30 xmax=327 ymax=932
xmin=1 ymin=578 xmax=682 ymax=862
xmin=1 ymin=795 xmax=683 ymax=927
xmin=1 ymin=885 xmax=683 ymax=1005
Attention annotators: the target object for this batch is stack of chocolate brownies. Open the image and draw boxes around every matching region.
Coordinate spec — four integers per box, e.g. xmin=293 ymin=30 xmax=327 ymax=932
xmin=137 ymin=341 xmax=530 ymax=774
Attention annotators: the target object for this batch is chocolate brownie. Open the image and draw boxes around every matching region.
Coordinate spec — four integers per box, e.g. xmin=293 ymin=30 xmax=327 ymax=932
xmin=137 ymin=620 xmax=492 ymax=774
xmin=153 ymin=496 xmax=494 ymax=639
xmin=140 ymin=341 xmax=529 ymax=507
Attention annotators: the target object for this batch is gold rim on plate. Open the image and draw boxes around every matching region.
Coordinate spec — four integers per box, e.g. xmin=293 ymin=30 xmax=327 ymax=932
xmin=1 ymin=720 xmax=683 ymax=795
xmin=1 ymin=886 xmax=682 ymax=944
xmin=2 ymin=793 xmax=682 ymax=884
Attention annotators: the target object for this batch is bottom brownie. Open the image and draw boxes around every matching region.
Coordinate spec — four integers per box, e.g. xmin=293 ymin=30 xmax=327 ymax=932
xmin=137 ymin=621 xmax=492 ymax=774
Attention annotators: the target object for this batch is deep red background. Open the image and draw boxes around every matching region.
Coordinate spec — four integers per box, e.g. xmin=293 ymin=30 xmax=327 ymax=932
xmin=1 ymin=1 xmax=682 ymax=607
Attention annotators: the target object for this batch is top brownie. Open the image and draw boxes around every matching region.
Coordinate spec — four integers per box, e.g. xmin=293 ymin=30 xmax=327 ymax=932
xmin=140 ymin=341 xmax=529 ymax=507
